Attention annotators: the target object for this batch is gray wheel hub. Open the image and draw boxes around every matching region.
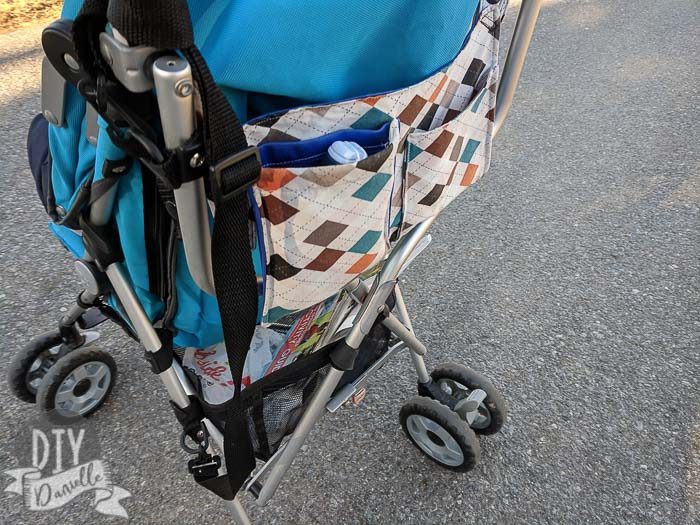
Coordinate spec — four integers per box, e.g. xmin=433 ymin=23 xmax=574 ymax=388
xmin=27 ymin=346 xmax=62 ymax=393
xmin=54 ymin=361 xmax=111 ymax=417
xmin=25 ymin=331 xmax=101 ymax=394
xmin=438 ymin=378 xmax=492 ymax=429
xmin=405 ymin=414 xmax=464 ymax=467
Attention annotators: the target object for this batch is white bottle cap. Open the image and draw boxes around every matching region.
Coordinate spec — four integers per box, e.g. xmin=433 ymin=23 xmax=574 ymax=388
xmin=328 ymin=141 xmax=368 ymax=164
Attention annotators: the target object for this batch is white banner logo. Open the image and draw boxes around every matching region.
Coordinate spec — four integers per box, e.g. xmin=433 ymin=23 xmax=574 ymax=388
xmin=4 ymin=423 xmax=131 ymax=518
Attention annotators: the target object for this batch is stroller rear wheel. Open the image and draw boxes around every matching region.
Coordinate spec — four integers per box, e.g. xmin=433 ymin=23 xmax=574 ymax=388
xmin=400 ymin=396 xmax=480 ymax=472
xmin=36 ymin=347 xmax=117 ymax=422
xmin=7 ymin=331 xmax=65 ymax=403
xmin=428 ymin=363 xmax=508 ymax=435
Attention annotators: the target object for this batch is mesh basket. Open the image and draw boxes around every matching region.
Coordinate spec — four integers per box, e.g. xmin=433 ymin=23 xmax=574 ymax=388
xmin=244 ymin=361 xmax=332 ymax=459
xmin=197 ymin=315 xmax=391 ymax=460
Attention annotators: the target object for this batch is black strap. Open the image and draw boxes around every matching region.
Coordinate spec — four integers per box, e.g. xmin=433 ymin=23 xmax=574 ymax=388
xmin=74 ymin=0 xmax=260 ymax=494
xmin=179 ymin=34 xmax=260 ymax=503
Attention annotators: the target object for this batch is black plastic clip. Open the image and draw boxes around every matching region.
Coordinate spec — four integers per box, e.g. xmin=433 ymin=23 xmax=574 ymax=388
xmin=188 ymin=453 xmax=222 ymax=481
xmin=183 ymin=423 xmax=222 ymax=481
xmin=210 ymin=146 xmax=260 ymax=204
xmin=173 ymin=140 xmax=207 ymax=187
xmin=102 ymin=156 xmax=134 ymax=178
xmin=143 ymin=346 xmax=173 ymax=374
xmin=79 ymin=215 xmax=123 ymax=270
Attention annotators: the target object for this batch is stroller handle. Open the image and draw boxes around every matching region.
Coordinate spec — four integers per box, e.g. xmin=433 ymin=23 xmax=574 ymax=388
xmin=494 ymin=0 xmax=543 ymax=137
xmin=152 ymin=56 xmax=217 ymax=295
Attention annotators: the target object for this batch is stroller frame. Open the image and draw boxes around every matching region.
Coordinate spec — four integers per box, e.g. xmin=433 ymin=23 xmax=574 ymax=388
xmin=32 ymin=1 xmax=543 ymax=522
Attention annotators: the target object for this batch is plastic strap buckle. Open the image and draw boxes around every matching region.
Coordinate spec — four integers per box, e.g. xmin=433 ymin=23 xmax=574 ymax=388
xmin=210 ymin=147 xmax=260 ymax=204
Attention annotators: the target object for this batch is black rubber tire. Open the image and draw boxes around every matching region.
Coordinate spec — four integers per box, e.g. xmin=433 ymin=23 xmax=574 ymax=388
xmin=36 ymin=347 xmax=117 ymax=423
xmin=400 ymin=396 xmax=480 ymax=472
xmin=430 ymin=363 xmax=508 ymax=435
xmin=7 ymin=331 xmax=63 ymax=403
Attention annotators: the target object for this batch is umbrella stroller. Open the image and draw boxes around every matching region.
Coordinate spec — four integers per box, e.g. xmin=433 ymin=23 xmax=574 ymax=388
xmin=9 ymin=0 xmax=543 ymax=521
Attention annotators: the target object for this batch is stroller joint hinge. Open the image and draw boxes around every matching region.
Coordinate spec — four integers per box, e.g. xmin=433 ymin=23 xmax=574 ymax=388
xmin=329 ymin=341 xmax=359 ymax=372
xmin=417 ymin=380 xmax=458 ymax=411
xmin=98 ymin=32 xmax=158 ymax=93
xmin=58 ymin=320 xmax=84 ymax=348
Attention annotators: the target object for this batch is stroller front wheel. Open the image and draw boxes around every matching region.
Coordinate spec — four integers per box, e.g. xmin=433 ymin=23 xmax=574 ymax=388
xmin=400 ymin=396 xmax=480 ymax=472
xmin=36 ymin=347 xmax=117 ymax=422
xmin=428 ymin=363 xmax=508 ymax=435
xmin=7 ymin=331 xmax=65 ymax=403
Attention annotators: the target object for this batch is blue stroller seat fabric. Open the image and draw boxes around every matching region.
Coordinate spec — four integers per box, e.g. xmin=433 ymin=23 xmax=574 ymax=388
xmin=46 ymin=0 xmax=488 ymax=346
xmin=21 ymin=0 xmax=514 ymax=508
xmin=192 ymin=0 xmax=481 ymax=120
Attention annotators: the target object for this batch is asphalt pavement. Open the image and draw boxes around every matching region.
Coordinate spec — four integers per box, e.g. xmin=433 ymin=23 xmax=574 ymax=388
xmin=0 ymin=0 xmax=698 ymax=523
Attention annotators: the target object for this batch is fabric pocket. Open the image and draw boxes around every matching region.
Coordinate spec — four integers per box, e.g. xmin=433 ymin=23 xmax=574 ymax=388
xmin=27 ymin=113 xmax=55 ymax=216
xmin=400 ymin=65 xmax=499 ymax=230
xmin=254 ymin=119 xmax=400 ymax=321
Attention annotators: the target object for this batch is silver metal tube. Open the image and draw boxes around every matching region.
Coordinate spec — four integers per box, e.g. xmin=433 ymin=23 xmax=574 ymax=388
xmin=494 ymin=0 xmax=543 ymax=136
xmin=344 ymin=280 xmax=395 ymax=349
xmin=393 ymin=286 xmax=430 ymax=383
xmin=105 ymin=263 xmax=161 ymax=352
xmin=60 ymin=290 xmax=97 ymax=325
xmin=152 ymin=56 xmax=216 ymax=295
xmin=344 ymin=217 xmax=435 ymax=349
xmin=244 ymin=442 xmax=287 ymax=492
xmin=393 ymin=285 xmax=413 ymax=331
xmin=105 ymin=262 xmax=190 ymax=408
xmin=225 ymin=497 xmax=252 ymax=525
xmin=201 ymin=418 xmax=252 ymax=524
xmin=408 ymin=346 xmax=431 ymax=385
xmin=255 ymin=367 xmax=345 ymax=506
xmin=172 ymin=359 xmax=198 ymax=397
xmin=157 ymin=368 xmax=193 ymax=409
xmin=89 ymin=184 xmax=120 ymax=227
xmin=381 ymin=311 xmax=427 ymax=356
xmin=380 ymin=217 xmax=436 ymax=284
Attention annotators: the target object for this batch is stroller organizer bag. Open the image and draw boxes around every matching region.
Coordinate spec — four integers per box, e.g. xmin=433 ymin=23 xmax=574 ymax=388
xmin=9 ymin=0 xmax=543 ymax=520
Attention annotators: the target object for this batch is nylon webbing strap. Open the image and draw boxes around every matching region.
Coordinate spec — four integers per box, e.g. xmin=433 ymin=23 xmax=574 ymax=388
xmin=74 ymin=0 xmax=260 ymax=496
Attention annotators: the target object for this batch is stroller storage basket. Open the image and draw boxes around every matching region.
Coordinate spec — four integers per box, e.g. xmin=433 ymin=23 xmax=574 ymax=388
xmin=193 ymin=315 xmax=391 ymax=460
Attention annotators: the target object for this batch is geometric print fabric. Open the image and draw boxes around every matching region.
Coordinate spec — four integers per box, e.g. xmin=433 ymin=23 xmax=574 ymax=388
xmin=245 ymin=1 xmax=507 ymax=320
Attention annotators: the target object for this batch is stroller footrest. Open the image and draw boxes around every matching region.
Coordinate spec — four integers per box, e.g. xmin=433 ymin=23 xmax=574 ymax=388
xmin=76 ymin=307 xmax=109 ymax=329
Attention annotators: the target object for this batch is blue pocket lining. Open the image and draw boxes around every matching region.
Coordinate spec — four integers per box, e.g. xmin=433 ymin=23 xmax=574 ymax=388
xmin=259 ymin=122 xmax=391 ymax=168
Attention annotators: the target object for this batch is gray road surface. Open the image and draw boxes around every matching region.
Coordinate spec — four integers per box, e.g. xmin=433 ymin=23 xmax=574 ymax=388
xmin=0 ymin=0 xmax=698 ymax=523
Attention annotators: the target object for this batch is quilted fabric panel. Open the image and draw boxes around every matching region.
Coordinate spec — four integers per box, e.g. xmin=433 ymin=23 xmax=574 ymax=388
xmin=256 ymin=121 xmax=400 ymax=318
xmin=402 ymin=65 xmax=499 ymax=228
xmin=243 ymin=2 xmax=505 ymax=320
